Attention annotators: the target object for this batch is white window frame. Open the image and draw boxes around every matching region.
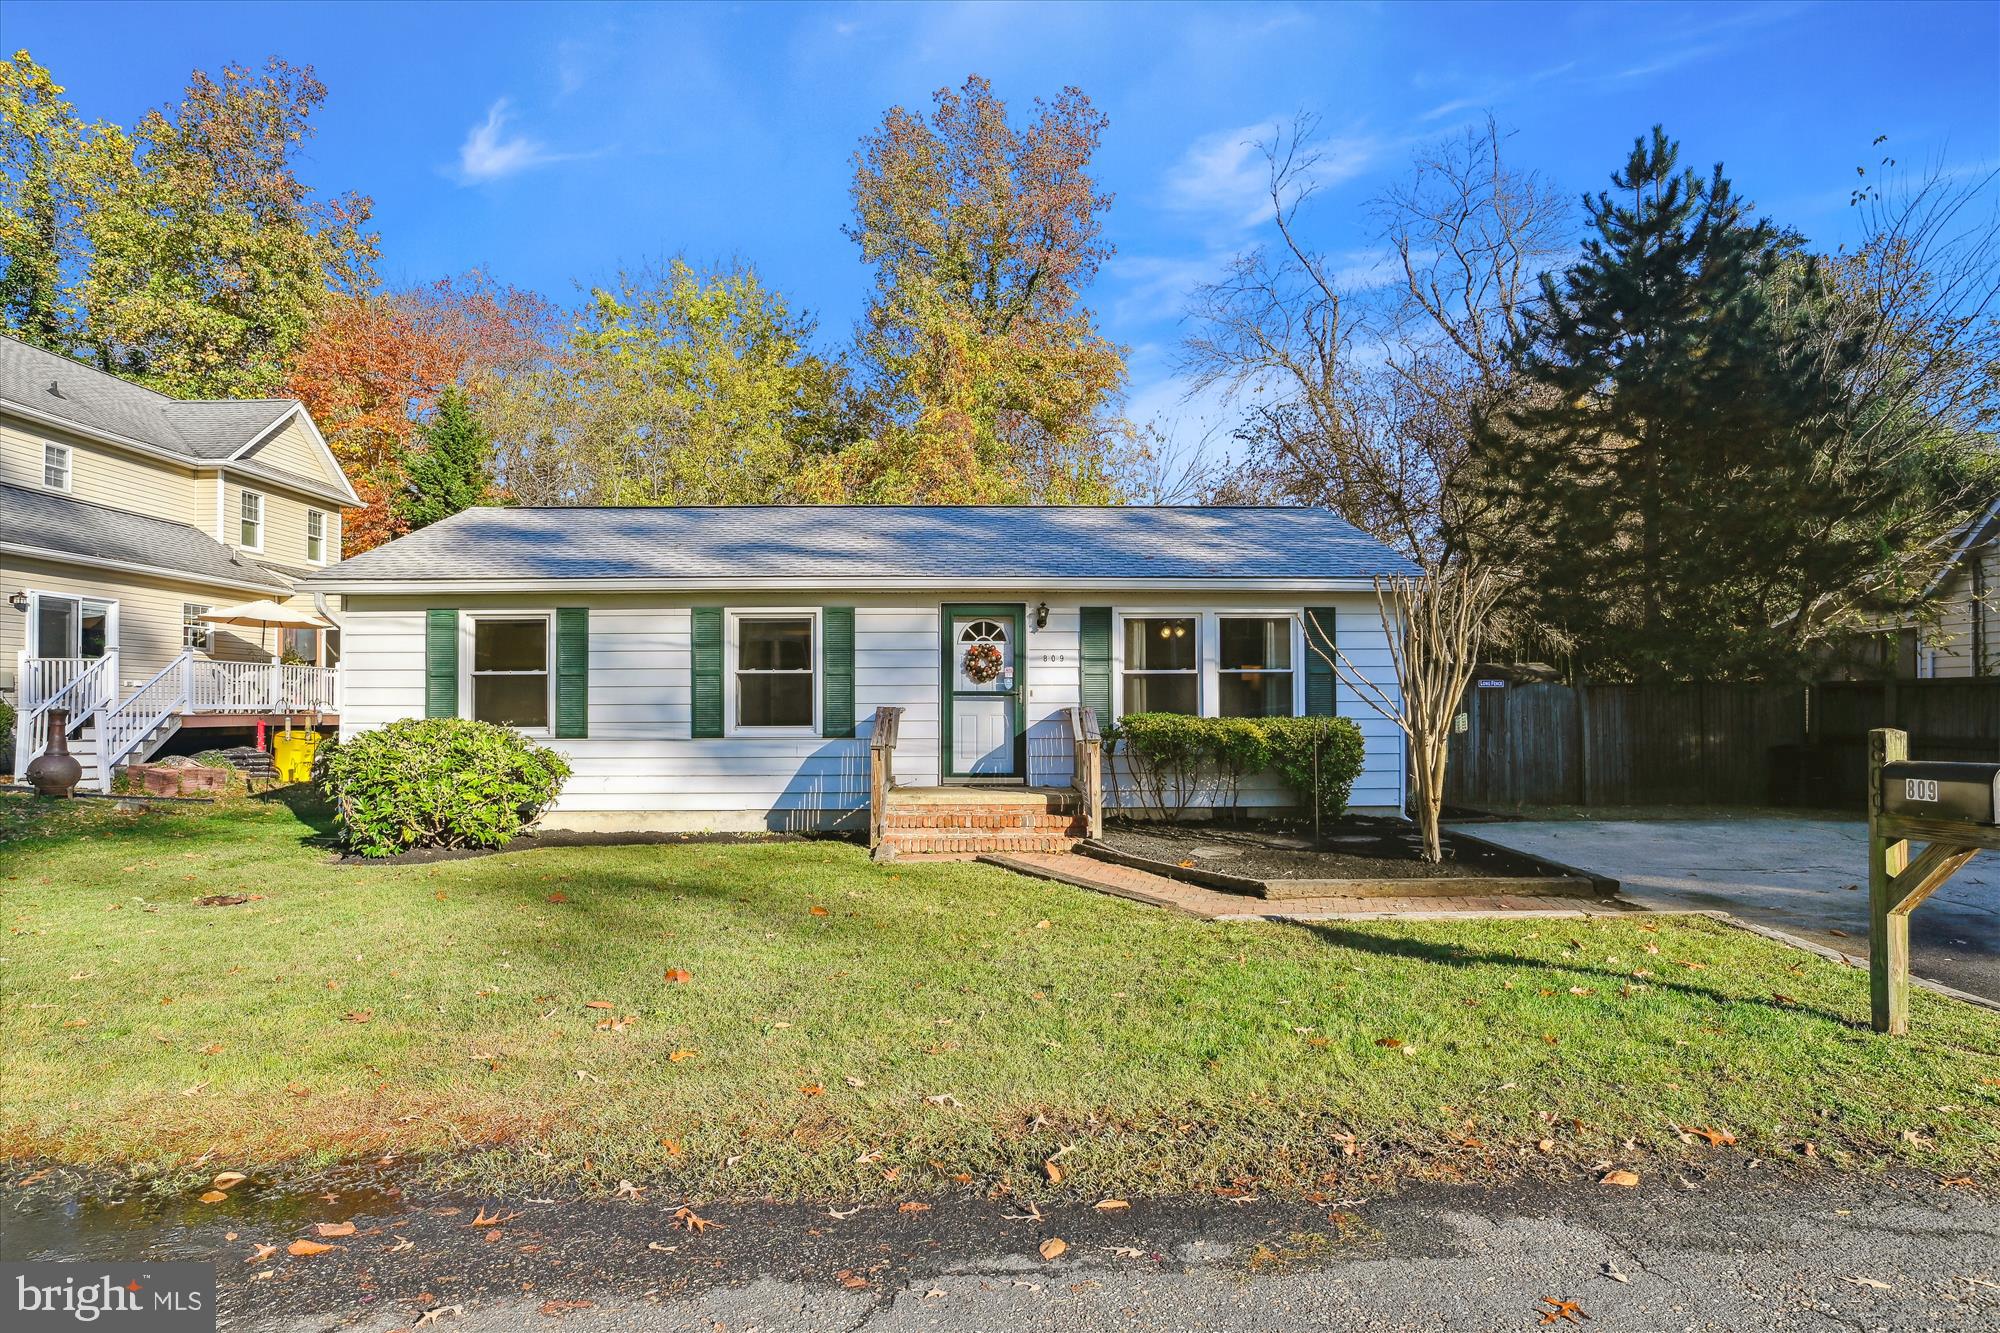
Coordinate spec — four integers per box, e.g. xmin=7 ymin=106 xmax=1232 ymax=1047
xmin=1216 ymin=613 xmax=1305 ymax=719
xmin=1112 ymin=608 xmax=1206 ymax=719
xmin=305 ymin=508 xmax=326 ymax=564
xmin=461 ymin=610 xmax=555 ymax=737
xmin=183 ymin=603 xmax=212 ymax=653
xmin=1111 ymin=609 xmax=1306 ymax=721
xmin=25 ymin=590 xmax=119 ymax=659
xmin=238 ymin=489 xmax=265 ymax=552
xmin=42 ymin=441 xmax=71 ymax=492
xmin=725 ymin=607 xmax=820 ymax=737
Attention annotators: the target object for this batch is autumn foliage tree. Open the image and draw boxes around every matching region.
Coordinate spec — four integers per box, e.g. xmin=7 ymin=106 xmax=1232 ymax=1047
xmin=831 ymin=76 xmax=1132 ymax=502
xmin=284 ymin=273 xmax=554 ymax=552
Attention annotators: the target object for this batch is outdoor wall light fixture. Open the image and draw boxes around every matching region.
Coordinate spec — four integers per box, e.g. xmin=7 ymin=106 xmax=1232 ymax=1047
xmin=1034 ymin=602 xmax=1049 ymax=629
xmin=7 ymin=591 xmax=26 ymax=612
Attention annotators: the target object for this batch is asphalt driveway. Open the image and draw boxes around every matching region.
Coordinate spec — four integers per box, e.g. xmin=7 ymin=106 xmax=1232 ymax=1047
xmin=1461 ymin=815 xmax=2000 ymax=1003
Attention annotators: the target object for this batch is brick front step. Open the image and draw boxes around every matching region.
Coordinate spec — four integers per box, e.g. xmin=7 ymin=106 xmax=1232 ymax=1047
xmin=878 ymin=832 xmax=1082 ymax=856
xmin=883 ymin=811 xmax=1086 ymax=832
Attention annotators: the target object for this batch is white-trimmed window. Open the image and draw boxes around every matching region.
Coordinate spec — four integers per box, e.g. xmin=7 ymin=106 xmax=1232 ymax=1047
xmin=239 ymin=490 xmax=264 ymax=550
xmin=1121 ymin=616 xmax=1198 ymax=715
xmin=468 ymin=615 xmax=551 ymax=731
xmin=729 ymin=611 xmax=817 ymax=733
xmin=43 ymin=441 xmax=71 ymax=491
xmin=183 ymin=603 xmax=212 ymax=652
xmin=305 ymin=509 xmax=326 ymax=563
xmin=1218 ymin=616 xmax=1297 ymax=718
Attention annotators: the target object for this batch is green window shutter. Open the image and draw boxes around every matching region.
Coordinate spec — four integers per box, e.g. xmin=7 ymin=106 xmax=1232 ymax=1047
xmin=1304 ymin=607 xmax=1337 ymax=717
xmin=1078 ymin=606 xmax=1112 ymax=720
xmin=822 ymin=606 xmax=855 ymax=738
xmin=691 ymin=606 xmax=723 ymax=738
xmin=424 ymin=608 xmax=458 ymax=718
xmin=555 ymin=607 xmax=589 ymax=738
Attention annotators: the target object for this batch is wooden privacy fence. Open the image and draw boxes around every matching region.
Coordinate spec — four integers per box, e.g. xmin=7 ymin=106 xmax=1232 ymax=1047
xmin=1446 ymin=679 xmax=2000 ymax=810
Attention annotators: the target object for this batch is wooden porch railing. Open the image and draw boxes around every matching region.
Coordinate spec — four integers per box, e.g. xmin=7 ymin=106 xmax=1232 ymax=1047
xmin=867 ymin=705 xmax=904 ymax=853
xmin=1067 ymin=705 xmax=1103 ymax=839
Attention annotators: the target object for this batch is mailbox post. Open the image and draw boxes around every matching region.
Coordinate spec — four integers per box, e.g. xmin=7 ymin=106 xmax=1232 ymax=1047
xmin=1866 ymin=728 xmax=2000 ymax=1034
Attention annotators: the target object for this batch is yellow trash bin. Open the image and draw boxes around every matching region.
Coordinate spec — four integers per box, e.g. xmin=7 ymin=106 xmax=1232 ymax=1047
xmin=272 ymin=731 xmax=320 ymax=784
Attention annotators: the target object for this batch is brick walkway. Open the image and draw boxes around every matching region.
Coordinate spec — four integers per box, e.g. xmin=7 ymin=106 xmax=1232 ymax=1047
xmin=982 ymin=851 xmax=1639 ymax=921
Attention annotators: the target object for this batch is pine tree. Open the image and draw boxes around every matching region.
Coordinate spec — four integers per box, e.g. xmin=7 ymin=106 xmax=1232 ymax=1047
xmin=396 ymin=388 xmax=494 ymax=530
xmin=1472 ymin=126 xmax=1870 ymax=680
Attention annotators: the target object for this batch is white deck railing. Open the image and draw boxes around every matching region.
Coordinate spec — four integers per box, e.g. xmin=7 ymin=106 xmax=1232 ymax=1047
xmin=13 ymin=652 xmax=118 ymax=780
xmin=190 ymin=660 xmax=338 ymax=714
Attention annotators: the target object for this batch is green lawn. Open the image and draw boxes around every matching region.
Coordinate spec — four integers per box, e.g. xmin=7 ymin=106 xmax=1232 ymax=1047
xmin=3 ymin=792 xmax=1997 ymax=1200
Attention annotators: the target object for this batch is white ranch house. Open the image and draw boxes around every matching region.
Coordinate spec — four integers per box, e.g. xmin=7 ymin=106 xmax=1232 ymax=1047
xmin=304 ymin=506 xmax=1415 ymax=852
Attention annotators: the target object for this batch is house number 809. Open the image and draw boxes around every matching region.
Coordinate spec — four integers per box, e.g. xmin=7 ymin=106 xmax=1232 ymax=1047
xmin=1905 ymin=778 xmax=1939 ymax=803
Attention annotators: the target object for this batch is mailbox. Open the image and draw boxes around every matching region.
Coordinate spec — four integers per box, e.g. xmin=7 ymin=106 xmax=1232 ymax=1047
xmin=1880 ymin=761 xmax=2000 ymax=824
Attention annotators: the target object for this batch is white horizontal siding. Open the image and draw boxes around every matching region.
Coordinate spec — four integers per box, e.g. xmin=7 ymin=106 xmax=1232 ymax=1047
xmin=334 ymin=590 xmax=1406 ymax=827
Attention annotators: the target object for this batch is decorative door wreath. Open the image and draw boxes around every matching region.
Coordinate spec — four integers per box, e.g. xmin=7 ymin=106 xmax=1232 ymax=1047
xmin=962 ymin=641 xmax=1004 ymax=683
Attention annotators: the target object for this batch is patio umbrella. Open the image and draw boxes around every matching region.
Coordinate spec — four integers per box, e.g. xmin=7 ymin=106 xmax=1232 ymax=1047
xmin=199 ymin=599 xmax=336 ymax=662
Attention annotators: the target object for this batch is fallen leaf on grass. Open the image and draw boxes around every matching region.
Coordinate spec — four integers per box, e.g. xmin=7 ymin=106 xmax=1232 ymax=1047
xmin=663 ymin=968 xmax=691 ymax=985
xmin=195 ymin=894 xmax=249 ymax=907
xmin=287 ymin=1240 xmax=338 ymax=1257
xmin=1841 ymin=1275 xmax=1892 ymax=1290
xmin=211 ymin=1171 xmax=247 ymax=1190
xmin=924 ymin=1093 xmax=963 ymax=1108
xmin=1681 ymin=1125 xmax=1736 ymax=1147
xmin=1042 ymin=1160 xmax=1063 ymax=1185
xmin=343 ymin=1011 xmax=372 ymax=1024
xmin=1038 ymin=1237 xmax=1068 ymax=1261
xmin=546 ymin=892 xmax=569 ymax=904
xmin=583 ymin=1000 xmax=614 ymax=1011
xmin=844 ymin=1075 xmax=866 ymax=1088
xmin=668 ymin=1050 xmax=698 ymax=1063
xmin=1771 ymin=993 xmax=1798 ymax=1007
xmin=800 ymin=1083 xmax=826 ymax=1097
xmin=1538 ymin=1296 xmax=1588 ymax=1324
xmin=314 ymin=1222 xmax=356 ymax=1237
xmin=809 ymin=905 xmax=829 ymax=917
xmin=1600 ymin=1169 xmax=1639 ymax=1188
xmin=1374 ymin=1037 xmax=1404 ymax=1049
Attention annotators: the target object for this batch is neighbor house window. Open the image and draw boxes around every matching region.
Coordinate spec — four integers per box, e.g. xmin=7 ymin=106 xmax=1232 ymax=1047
xmin=733 ymin=614 xmax=815 ymax=730
xmin=1122 ymin=616 xmax=1197 ymax=715
xmin=469 ymin=617 xmax=550 ymax=730
xmin=183 ymin=603 xmax=211 ymax=652
xmin=305 ymin=509 xmax=325 ymax=563
xmin=239 ymin=490 xmax=264 ymax=549
xmin=43 ymin=441 xmax=71 ymax=491
xmin=1218 ymin=616 xmax=1297 ymax=717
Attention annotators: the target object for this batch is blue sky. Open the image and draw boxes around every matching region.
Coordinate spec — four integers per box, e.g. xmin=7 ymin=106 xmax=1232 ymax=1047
xmin=9 ymin=0 xmax=1998 ymax=448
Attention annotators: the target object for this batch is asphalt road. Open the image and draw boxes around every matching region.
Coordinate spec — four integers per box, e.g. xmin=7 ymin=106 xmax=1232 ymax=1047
xmin=8 ymin=1165 xmax=1998 ymax=1332
xmin=1463 ymin=816 xmax=2000 ymax=1003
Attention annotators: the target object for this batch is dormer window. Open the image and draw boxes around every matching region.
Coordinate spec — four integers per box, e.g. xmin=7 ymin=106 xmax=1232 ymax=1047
xmin=239 ymin=490 xmax=264 ymax=550
xmin=42 ymin=441 xmax=70 ymax=491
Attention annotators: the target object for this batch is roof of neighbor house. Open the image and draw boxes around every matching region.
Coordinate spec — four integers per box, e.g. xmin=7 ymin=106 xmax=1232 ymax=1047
xmin=0 ymin=481 xmax=292 ymax=592
xmin=1923 ymin=495 xmax=2000 ymax=597
xmin=0 ymin=335 xmax=298 ymax=462
xmin=305 ymin=505 xmax=1422 ymax=588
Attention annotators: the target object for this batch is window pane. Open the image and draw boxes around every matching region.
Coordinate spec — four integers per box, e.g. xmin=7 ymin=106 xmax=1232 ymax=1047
xmin=740 ymin=618 xmax=812 ymax=671
xmin=473 ymin=619 xmax=548 ymax=672
xmin=37 ymin=597 xmax=76 ymax=657
xmin=473 ymin=674 xmax=548 ymax=728
xmin=79 ymin=604 xmax=109 ymax=658
xmin=1220 ymin=671 xmax=1295 ymax=718
xmin=739 ymin=672 xmax=812 ymax=727
xmin=1124 ymin=672 xmax=1198 ymax=715
xmin=1220 ymin=618 xmax=1291 ymax=671
xmin=1124 ymin=617 xmax=1196 ymax=671
xmin=44 ymin=445 xmax=68 ymax=487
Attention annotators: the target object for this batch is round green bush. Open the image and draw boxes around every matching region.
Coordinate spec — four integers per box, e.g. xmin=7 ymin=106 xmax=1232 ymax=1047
xmin=313 ymin=718 xmax=572 ymax=858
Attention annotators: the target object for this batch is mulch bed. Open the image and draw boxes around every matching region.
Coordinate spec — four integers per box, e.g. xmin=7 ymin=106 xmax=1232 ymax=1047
xmin=1090 ymin=816 xmax=1613 ymax=901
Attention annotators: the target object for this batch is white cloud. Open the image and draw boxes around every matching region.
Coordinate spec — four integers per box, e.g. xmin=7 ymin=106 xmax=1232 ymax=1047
xmin=455 ymin=99 xmax=572 ymax=184
xmin=1163 ymin=120 xmax=1380 ymax=231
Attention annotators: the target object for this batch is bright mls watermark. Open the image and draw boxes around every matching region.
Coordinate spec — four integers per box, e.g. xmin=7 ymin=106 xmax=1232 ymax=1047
xmin=5 ymin=1264 xmax=215 ymax=1331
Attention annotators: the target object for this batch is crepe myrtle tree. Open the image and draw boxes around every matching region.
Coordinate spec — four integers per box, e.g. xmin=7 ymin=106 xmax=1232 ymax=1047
xmin=1310 ymin=560 xmax=1503 ymax=863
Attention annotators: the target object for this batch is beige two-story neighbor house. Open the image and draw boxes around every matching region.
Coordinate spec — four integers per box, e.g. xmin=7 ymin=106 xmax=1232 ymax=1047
xmin=1 ymin=334 xmax=356 ymax=786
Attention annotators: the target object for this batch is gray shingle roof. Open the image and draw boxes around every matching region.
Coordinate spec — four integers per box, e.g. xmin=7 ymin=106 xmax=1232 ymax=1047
xmin=0 ymin=336 xmax=296 ymax=461
xmin=306 ymin=506 xmax=1420 ymax=585
xmin=0 ymin=481 xmax=292 ymax=592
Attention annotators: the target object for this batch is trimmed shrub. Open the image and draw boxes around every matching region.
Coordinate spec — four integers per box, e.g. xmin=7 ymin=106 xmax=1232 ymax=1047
xmin=0 ymin=695 xmax=13 ymax=774
xmin=1108 ymin=712 xmax=1367 ymax=823
xmin=314 ymin=718 xmax=572 ymax=858
xmin=1260 ymin=715 xmax=1367 ymax=821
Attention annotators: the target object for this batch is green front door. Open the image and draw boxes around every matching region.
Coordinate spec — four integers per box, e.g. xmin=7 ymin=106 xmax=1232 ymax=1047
xmin=941 ymin=604 xmax=1026 ymax=778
